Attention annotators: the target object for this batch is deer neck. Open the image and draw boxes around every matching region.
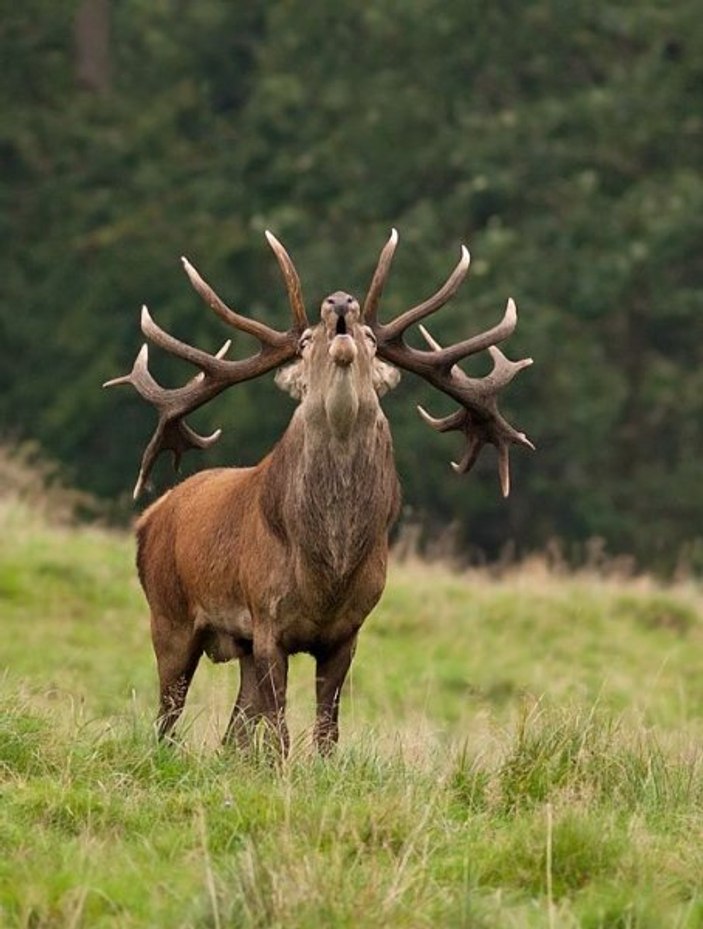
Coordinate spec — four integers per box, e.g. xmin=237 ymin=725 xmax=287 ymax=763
xmin=321 ymin=364 xmax=360 ymax=441
xmin=263 ymin=384 xmax=398 ymax=583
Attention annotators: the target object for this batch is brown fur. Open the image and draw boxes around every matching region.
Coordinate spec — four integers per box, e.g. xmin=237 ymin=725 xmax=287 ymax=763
xmin=137 ymin=296 xmax=401 ymax=752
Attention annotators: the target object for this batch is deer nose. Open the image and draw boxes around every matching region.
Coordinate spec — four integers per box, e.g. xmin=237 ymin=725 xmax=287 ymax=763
xmin=325 ymin=292 xmax=356 ymax=316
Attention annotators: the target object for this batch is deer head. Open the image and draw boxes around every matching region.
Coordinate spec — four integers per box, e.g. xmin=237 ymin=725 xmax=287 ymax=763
xmin=275 ymin=289 xmax=400 ymax=441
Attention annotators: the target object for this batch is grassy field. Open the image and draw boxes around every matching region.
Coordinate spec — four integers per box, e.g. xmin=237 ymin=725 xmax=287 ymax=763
xmin=2 ymin=495 xmax=703 ymax=928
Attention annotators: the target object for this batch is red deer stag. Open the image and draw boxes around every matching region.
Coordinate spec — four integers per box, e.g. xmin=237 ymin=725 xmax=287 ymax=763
xmin=105 ymin=230 xmax=533 ymax=752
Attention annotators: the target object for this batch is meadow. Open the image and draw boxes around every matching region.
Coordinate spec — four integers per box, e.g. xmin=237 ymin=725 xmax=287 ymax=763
xmin=2 ymin=492 xmax=703 ymax=928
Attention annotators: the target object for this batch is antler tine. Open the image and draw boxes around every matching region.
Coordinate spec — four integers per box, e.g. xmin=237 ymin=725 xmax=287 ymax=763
xmin=191 ymin=340 xmax=230 ymax=385
xmin=428 ymin=298 xmax=519 ymax=371
xmin=132 ymin=419 xmax=222 ymax=501
xmin=379 ymin=245 xmax=470 ymax=342
xmin=418 ymin=324 xmax=441 ymax=352
xmin=181 ymin=257 xmax=288 ymax=346
xmin=497 ymin=445 xmax=511 ymax=498
xmin=103 ymin=343 xmax=153 ymax=391
xmin=417 ymin=405 xmax=466 ymax=432
xmin=103 ymin=341 xmax=178 ymax=406
xmin=420 ymin=324 xmax=533 ymax=390
xmin=265 ymin=230 xmax=309 ymax=330
xmin=140 ymin=305 xmax=230 ymax=375
xmin=484 ymin=345 xmax=534 ymax=390
xmin=363 ymin=228 xmax=399 ymax=326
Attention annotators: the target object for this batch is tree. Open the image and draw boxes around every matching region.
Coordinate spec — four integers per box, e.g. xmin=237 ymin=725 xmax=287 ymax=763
xmin=1 ymin=0 xmax=702 ymax=571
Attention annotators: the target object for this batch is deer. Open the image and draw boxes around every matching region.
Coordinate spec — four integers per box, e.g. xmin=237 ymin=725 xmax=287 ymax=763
xmin=104 ymin=229 xmax=533 ymax=754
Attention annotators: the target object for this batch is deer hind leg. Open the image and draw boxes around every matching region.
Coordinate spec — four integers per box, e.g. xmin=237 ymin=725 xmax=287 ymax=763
xmin=314 ymin=634 xmax=357 ymax=754
xmin=223 ymin=651 xmax=259 ymax=749
xmin=252 ymin=632 xmax=290 ymax=756
xmin=151 ymin=615 xmax=202 ymax=741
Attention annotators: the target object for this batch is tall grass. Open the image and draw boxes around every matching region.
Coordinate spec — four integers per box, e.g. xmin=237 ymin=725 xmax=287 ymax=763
xmin=2 ymin=483 xmax=703 ymax=927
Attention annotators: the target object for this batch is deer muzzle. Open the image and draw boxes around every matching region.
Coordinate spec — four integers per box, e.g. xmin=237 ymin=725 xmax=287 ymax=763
xmin=329 ymin=334 xmax=357 ymax=367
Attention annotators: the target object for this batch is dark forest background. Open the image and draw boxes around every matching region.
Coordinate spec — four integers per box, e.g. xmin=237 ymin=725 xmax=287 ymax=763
xmin=1 ymin=1 xmax=702 ymax=571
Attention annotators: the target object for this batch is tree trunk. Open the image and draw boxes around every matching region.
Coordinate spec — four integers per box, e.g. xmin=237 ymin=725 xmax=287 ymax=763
xmin=74 ymin=0 xmax=111 ymax=94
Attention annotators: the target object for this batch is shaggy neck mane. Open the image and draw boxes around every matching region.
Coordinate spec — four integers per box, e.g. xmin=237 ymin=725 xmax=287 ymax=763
xmin=261 ymin=405 xmax=399 ymax=587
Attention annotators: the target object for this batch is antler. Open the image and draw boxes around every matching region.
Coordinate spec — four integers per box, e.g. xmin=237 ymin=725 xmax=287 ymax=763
xmin=104 ymin=232 xmax=309 ymax=499
xmin=365 ymin=230 xmax=534 ymax=496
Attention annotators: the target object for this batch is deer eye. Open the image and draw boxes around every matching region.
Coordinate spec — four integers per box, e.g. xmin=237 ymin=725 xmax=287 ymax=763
xmin=362 ymin=326 xmax=377 ymax=346
xmin=298 ymin=329 xmax=314 ymax=353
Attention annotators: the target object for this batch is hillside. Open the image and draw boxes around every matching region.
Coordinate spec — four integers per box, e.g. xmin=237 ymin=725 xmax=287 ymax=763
xmin=2 ymin=496 xmax=703 ymax=927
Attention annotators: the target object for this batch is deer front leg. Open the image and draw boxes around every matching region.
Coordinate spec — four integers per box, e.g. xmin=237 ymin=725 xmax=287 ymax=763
xmin=252 ymin=631 xmax=290 ymax=756
xmin=314 ymin=635 xmax=357 ymax=754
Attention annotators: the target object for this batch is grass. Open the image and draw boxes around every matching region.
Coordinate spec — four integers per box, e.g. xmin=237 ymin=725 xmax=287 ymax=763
xmin=2 ymin=493 xmax=703 ymax=927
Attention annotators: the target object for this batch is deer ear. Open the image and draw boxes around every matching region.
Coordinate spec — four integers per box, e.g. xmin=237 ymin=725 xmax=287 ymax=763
xmin=373 ymin=360 xmax=400 ymax=397
xmin=275 ymin=360 xmax=306 ymax=400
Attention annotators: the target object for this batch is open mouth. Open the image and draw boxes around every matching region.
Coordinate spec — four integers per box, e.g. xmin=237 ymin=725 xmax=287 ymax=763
xmin=328 ymin=316 xmax=357 ymax=366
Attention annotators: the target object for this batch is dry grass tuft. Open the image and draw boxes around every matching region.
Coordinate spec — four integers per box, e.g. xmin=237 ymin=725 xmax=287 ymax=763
xmin=0 ymin=442 xmax=100 ymax=525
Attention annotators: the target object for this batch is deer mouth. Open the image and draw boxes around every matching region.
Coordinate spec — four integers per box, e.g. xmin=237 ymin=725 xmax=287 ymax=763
xmin=329 ymin=328 xmax=357 ymax=366
xmin=335 ymin=314 xmax=348 ymax=336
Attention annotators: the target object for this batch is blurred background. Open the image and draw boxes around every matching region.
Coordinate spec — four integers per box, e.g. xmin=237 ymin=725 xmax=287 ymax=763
xmin=1 ymin=0 xmax=701 ymax=572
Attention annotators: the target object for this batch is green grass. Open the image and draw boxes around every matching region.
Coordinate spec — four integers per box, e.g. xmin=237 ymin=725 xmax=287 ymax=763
xmin=2 ymin=495 xmax=703 ymax=927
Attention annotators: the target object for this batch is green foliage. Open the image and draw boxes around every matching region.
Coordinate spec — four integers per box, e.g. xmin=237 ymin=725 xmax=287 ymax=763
xmin=1 ymin=1 xmax=702 ymax=568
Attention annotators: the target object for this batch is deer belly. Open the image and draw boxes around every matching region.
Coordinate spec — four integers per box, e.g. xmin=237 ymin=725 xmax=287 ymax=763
xmin=194 ymin=604 xmax=253 ymax=663
xmin=274 ymin=589 xmax=379 ymax=654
